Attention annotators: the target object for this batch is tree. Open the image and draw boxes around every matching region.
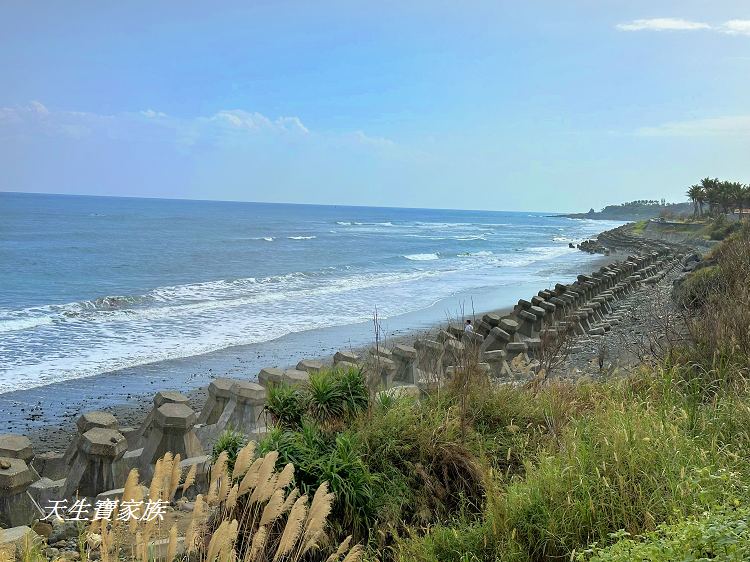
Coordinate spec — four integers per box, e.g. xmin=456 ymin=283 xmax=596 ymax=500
xmin=727 ymin=181 xmax=745 ymax=217
xmin=686 ymin=185 xmax=702 ymax=217
xmin=700 ymin=177 xmax=720 ymax=216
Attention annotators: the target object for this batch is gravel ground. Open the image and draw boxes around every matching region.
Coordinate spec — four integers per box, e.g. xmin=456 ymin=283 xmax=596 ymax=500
xmin=556 ymin=256 xmax=690 ymax=381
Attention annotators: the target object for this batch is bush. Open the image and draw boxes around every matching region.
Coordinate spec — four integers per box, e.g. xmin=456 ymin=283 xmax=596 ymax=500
xmin=265 ymin=368 xmax=369 ymax=431
xmin=578 ymin=507 xmax=750 ymax=561
xmin=211 ymin=428 xmax=246 ymax=474
xmin=354 ymin=393 xmax=486 ymax=538
xmin=393 ymin=367 xmax=750 ymax=562
xmin=259 ymin=422 xmax=376 ymax=539
xmin=708 ymin=215 xmax=742 ymax=240
xmin=676 ymin=265 xmax=724 ymax=308
xmin=685 ymin=224 xmax=750 ymax=374
xmin=266 ymin=383 xmax=307 ymax=428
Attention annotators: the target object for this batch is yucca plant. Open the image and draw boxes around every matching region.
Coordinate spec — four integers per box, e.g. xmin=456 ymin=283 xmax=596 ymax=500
xmin=266 ymin=383 xmax=307 ymax=429
xmin=307 ymin=372 xmax=347 ymax=429
xmin=212 ymin=428 xmax=247 ymax=474
xmin=332 ymin=368 xmax=368 ymax=418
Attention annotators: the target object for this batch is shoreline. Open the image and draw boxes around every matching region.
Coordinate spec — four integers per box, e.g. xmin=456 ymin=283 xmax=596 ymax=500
xmin=4 ymin=251 xmax=617 ymax=452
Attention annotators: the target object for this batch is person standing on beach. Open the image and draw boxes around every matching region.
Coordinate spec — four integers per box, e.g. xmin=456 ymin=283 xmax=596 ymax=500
xmin=464 ymin=319 xmax=473 ymax=333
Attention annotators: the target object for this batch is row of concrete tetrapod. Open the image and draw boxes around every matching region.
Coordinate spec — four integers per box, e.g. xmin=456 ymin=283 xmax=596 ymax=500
xmin=471 ymin=247 xmax=682 ymax=371
xmin=0 ymin=233 xmax=686 ymax=529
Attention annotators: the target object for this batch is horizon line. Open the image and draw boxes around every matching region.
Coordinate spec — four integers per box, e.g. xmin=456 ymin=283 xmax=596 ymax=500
xmin=1 ymin=189 xmax=585 ymax=216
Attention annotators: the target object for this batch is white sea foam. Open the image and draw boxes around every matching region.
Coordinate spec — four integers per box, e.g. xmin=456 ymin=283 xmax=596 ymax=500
xmin=455 ymin=235 xmax=487 ymax=241
xmin=1 ymin=209 xmax=623 ymax=394
xmin=404 ymin=253 xmax=439 ymax=261
xmin=0 ymin=315 xmax=54 ymax=333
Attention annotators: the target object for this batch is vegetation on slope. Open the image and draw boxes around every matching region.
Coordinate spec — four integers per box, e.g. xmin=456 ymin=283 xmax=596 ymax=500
xmin=71 ymin=224 xmax=746 ymax=562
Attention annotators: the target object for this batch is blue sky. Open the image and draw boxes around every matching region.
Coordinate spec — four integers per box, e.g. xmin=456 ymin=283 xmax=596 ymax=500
xmin=1 ymin=1 xmax=749 ymax=212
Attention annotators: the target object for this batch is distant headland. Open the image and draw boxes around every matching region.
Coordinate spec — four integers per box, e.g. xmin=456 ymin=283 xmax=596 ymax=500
xmin=561 ymin=199 xmax=693 ymax=221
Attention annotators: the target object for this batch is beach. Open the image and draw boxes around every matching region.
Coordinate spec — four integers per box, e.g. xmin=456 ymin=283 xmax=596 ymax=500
xmin=0 ymin=192 xmax=625 ymax=451
xmin=3 ymin=261 xmax=622 ymax=453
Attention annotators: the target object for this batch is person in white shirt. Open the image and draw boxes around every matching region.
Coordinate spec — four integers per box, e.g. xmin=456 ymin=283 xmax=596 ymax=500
xmin=464 ymin=319 xmax=473 ymax=333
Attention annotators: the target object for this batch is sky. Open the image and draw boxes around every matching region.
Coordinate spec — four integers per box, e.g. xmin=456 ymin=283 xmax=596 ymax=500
xmin=1 ymin=1 xmax=749 ymax=212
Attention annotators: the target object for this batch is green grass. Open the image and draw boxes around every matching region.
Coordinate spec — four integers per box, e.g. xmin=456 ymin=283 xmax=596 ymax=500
xmin=630 ymin=220 xmax=648 ymax=234
xmin=393 ymin=367 xmax=750 ymax=561
xmin=253 ymin=227 xmax=750 ymax=561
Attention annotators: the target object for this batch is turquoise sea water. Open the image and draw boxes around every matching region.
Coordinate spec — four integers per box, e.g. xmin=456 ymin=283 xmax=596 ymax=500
xmin=0 ymin=192 xmax=622 ymax=393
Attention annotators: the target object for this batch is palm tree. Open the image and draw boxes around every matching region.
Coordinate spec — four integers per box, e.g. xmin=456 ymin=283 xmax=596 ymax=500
xmin=701 ymin=177 xmax=720 ymax=216
xmin=741 ymin=184 xmax=750 ymax=221
xmin=727 ymin=181 xmax=745 ymax=217
xmin=696 ymin=187 xmax=707 ymax=217
xmin=687 ymin=185 xmax=702 ymax=217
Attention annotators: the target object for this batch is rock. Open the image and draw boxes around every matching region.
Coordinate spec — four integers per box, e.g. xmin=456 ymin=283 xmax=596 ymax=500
xmin=32 ymin=521 xmax=53 ymax=539
xmin=0 ymin=526 xmax=40 ymax=558
xmin=49 ymin=520 xmax=78 ymax=544
xmin=377 ymin=384 xmax=421 ymax=400
xmin=149 ymin=536 xmax=185 ymax=559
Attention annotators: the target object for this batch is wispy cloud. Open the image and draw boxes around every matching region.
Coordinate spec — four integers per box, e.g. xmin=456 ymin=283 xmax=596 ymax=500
xmin=636 ymin=115 xmax=750 ymax=137
xmin=721 ymin=19 xmax=750 ymax=36
xmin=0 ymin=101 xmax=392 ymax=148
xmin=616 ymin=18 xmax=750 ymax=35
xmin=616 ymin=18 xmax=710 ymax=32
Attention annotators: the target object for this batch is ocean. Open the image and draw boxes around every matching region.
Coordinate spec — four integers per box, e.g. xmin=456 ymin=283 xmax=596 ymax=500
xmin=0 ymin=192 xmax=622 ymax=394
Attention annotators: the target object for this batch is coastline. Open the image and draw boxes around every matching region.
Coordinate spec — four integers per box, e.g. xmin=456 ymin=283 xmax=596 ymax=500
xmin=4 ymin=251 xmax=616 ymax=452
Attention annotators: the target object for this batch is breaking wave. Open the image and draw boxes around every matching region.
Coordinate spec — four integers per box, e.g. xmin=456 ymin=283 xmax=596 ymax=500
xmin=404 ymin=253 xmax=439 ymax=261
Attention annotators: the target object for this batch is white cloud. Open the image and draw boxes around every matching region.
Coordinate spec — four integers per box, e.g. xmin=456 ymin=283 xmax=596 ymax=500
xmin=720 ymin=19 xmax=750 ymax=36
xmin=346 ymin=130 xmax=396 ymax=148
xmin=617 ymin=17 xmax=750 ymax=36
xmin=616 ymin=18 xmax=711 ymax=32
xmin=208 ymin=110 xmax=309 ymax=134
xmin=140 ymin=109 xmax=167 ymax=118
xmin=636 ymin=115 xmax=750 ymax=137
xmin=0 ymin=101 xmax=394 ymax=150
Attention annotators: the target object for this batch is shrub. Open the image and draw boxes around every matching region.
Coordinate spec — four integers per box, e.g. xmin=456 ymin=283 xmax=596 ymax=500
xmin=266 ymin=383 xmax=307 ymax=429
xmin=354 ymin=394 xmax=486 ymax=536
xmin=676 ymin=265 xmax=723 ymax=308
xmin=212 ymin=428 xmax=246 ymax=474
xmin=307 ymin=371 xmax=348 ymax=428
xmin=205 ymin=444 xmax=363 ymax=562
xmin=259 ymin=422 xmax=377 ymax=539
xmin=578 ymin=507 xmax=750 ymax=561
xmin=265 ymin=368 xmax=369 ymax=432
xmin=394 ymin=366 xmax=750 ymax=562
xmin=708 ymin=215 xmax=742 ymax=240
